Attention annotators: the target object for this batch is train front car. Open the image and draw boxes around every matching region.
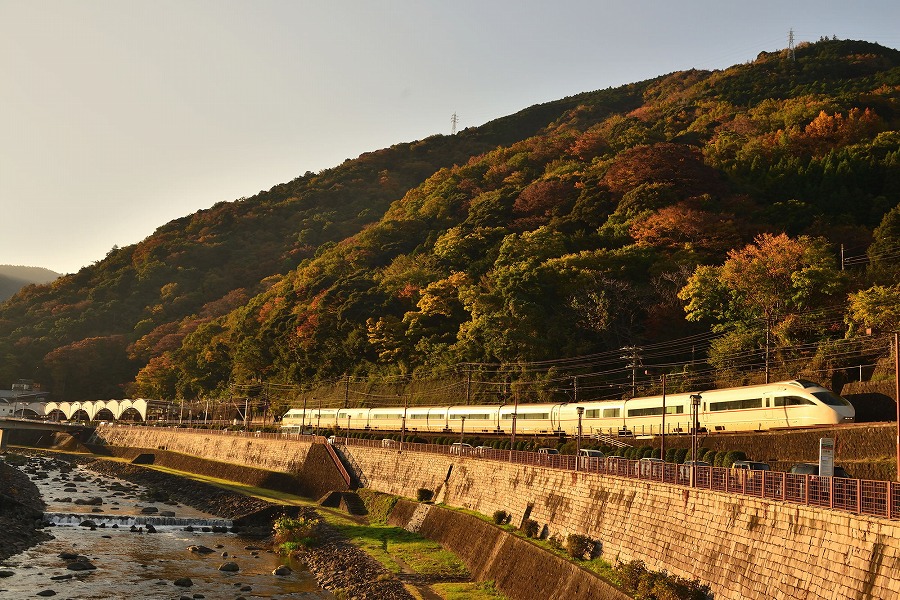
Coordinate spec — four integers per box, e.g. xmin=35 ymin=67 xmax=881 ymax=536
xmin=777 ymin=379 xmax=855 ymax=426
xmin=698 ymin=379 xmax=855 ymax=432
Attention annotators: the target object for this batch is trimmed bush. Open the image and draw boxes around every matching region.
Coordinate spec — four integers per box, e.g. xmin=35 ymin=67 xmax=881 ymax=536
xmin=416 ymin=488 xmax=433 ymax=502
xmin=723 ymin=450 xmax=746 ymax=467
xmin=713 ymin=451 xmax=728 ymax=467
xmin=675 ymin=448 xmax=689 ymax=464
xmin=492 ymin=510 xmax=509 ymax=525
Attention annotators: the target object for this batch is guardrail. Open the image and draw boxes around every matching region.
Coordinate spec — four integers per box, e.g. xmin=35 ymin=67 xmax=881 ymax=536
xmin=336 ymin=436 xmax=900 ymax=521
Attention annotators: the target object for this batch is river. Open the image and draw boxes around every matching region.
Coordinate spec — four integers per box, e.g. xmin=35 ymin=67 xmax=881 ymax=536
xmin=0 ymin=453 xmax=333 ymax=599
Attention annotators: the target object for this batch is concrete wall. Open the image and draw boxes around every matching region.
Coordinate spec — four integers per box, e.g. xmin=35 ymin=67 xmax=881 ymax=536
xmin=342 ymin=444 xmax=900 ymax=600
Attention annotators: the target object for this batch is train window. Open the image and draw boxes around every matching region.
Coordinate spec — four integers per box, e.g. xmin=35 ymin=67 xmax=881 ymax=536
xmin=501 ymin=413 xmax=550 ymax=420
xmin=811 ymin=391 xmax=853 ymax=407
xmin=408 ymin=414 xmax=430 ymax=420
xmin=585 ymin=408 xmax=620 ymax=418
xmin=627 ymin=405 xmax=685 ymax=417
xmin=774 ymin=396 xmax=814 ymax=407
xmin=372 ymin=413 xmax=404 ymax=419
xmin=449 ymin=413 xmax=492 ymax=420
xmin=709 ymin=398 xmax=762 ymax=412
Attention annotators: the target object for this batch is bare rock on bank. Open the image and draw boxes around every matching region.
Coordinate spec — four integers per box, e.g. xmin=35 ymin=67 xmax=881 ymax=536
xmin=0 ymin=458 xmax=52 ymax=561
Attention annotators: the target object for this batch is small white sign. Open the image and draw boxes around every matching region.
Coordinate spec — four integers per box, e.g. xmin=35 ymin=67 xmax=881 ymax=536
xmin=819 ymin=437 xmax=835 ymax=477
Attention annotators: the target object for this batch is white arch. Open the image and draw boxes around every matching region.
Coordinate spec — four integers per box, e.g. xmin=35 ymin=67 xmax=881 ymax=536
xmin=33 ymin=399 xmax=151 ymax=421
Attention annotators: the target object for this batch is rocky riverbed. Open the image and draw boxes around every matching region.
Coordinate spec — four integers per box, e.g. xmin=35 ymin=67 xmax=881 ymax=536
xmin=1 ymin=451 xmax=414 ymax=599
xmin=84 ymin=456 xmax=415 ymax=599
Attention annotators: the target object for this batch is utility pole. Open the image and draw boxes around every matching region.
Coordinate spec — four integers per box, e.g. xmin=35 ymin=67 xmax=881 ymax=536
xmin=344 ymin=375 xmax=350 ymax=408
xmin=788 ymin=28 xmax=795 ymax=61
xmin=895 ymin=332 xmax=899 ymax=482
xmin=451 ymin=112 xmax=459 ymax=135
xmin=621 ymin=346 xmax=641 ymax=397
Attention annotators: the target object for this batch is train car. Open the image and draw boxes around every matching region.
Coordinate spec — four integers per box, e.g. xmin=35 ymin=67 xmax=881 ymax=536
xmin=447 ymin=405 xmax=500 ymax=433
xmin=405 ymin=406 xmax=448 ymax=432
xmin=281 ymin=379 xmax=854 ymax=437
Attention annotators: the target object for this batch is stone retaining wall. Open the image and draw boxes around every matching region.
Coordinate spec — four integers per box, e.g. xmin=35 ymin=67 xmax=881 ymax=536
xmin=95 ymin=426 xmax=900 ymax=600
xmin=341 ymin=444 xmax=900 ymax=600
xmin=388 ymin=498 xmax=630 ymax=600
xmin=95 ymin=425 xmax=348 ymax=499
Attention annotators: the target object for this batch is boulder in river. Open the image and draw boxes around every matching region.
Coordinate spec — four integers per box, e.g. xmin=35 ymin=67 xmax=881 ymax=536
xmin=272 ymin=565 xmax=292 ymax=576
xmin=188 ymin=545 xmax=215 ymax=554
xmin=173 ymin=577 xmax=193 ymax=587
xmin=218 ymin=561 xmax=240 ymax=572
xmin=66 ymin=560 xmax=97 ymax=571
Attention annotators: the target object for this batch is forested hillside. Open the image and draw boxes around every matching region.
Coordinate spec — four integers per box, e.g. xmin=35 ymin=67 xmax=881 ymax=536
xmin=1 ymin=39 xmax=898 ymax=406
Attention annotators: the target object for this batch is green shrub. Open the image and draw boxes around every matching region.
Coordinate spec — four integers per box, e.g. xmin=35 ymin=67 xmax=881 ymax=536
xmin=665 ymin=448 xmax=678 ymax=462
xmin=492 ymin=510 xmax=509 ymax=525
xmin=565 ymin=534 xmax=595 ymax=560
xmin=273 ymin=514 xmax=320 ymax=551
xmin=674 ymin=448 xmax=689 ymax=464
xmin=416 ymin=488 xmax=433 ymax=502
xmin=521 ymin=518 xmax=540 ymax=538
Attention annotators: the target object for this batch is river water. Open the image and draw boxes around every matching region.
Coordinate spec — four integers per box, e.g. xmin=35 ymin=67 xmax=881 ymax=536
xmin=0 ymin=454 xmax=333 ymax=599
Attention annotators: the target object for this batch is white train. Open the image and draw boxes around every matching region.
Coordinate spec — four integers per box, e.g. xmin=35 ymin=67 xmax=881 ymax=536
xmin=281 ymin=379 xmax=855 ymax=437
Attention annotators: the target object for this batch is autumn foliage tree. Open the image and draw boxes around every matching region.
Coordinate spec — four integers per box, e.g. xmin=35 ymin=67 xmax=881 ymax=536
xmin=679 ymin=233 xmax=846 ymax=367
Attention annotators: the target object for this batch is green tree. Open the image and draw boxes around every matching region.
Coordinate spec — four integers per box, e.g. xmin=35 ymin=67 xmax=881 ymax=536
xmin=846 ymin=284 xmax=900 ymax=335
xmin=679 ymin=233 xmax=845 ymax=364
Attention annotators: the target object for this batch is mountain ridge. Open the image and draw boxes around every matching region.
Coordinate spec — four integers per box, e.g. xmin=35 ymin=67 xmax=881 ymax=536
xmin=1 ymin=39 xmax=898 ymax=402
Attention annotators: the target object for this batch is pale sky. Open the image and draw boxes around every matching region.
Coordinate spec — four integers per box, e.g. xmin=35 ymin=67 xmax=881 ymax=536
xmin=2 ymin=1 xmax=898 ymax=275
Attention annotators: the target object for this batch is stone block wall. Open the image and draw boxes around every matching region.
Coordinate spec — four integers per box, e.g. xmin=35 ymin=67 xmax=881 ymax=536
xmin=96 ymin=425 xmax=351 ymax=498
xmin=388 ymin=499 xmax=631 ymax=600
xmin=98 ymin=425 xmax=312 ymax=473
xmin=342 ymin=444 xmax=900 ymax=600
